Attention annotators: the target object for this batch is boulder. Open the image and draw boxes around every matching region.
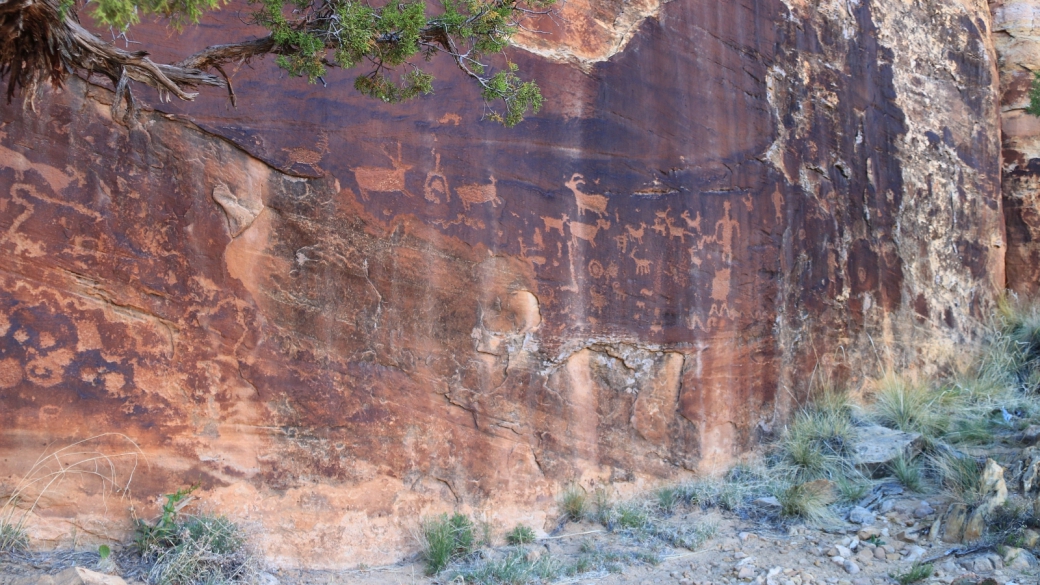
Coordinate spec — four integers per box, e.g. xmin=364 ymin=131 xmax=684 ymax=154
xmin=963 ymin=459 xmax=1008 ymax=542
xmin=851 ymin=426 xmax=924 ymax=476
xmin=848 ymin=506 xmax=876 ymax=525
xmin=943 ymin=503 xmax=969 ymax=543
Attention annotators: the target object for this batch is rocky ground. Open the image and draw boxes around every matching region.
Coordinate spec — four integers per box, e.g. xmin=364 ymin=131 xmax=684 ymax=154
xmin=3 ymin=483 xmax=1037 ymax=585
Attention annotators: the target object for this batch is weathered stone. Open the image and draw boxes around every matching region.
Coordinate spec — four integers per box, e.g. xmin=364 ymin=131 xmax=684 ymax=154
xmin=0 ymin=0 xmax=1008 ymax=568
xmin=848 ymin=507 xmax=876 ymax=525
xmin=944 ymin=503 xmax=970 ymax=543
xmin=1019 ymin=446 xmax=1040 ymax=492
xmin=851 ymin=426 xmax=924 ymax=475
xmin=964 ymin=459 xmax=1008 ymax=541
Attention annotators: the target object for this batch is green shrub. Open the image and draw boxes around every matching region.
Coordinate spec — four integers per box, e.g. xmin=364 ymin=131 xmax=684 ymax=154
xmin=559 ymin=486 xmax=587 ymax=522
xmin=777 ymin=481 xmax=836 ymax=524
xmin=0 ymin=520 xmax=28 ymax=555
xmin=148 ymin=515 xmax=253 ymax=585
xmin=932 ymin=453 xmax=985 ymax=507
xmin=782 ymin=407 xmax=856 ymax=480
xmin=420 ymin=513 xmax=476 ymax=575
xmin=450 ymin=548 xmax=563 ymax=585
xmin=889 ymin=455 xmax=924 ymax=493
xmin=892 ymin=562 xmax=933 ymax=585
xmin=871 ymin=374 xmax=948 ymax=438
xmin=504 ymin=524 xmax=535 ymax=546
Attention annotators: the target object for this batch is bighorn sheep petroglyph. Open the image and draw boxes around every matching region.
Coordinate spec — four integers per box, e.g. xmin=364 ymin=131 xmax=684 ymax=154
xmin=565 ymin=173 xmax=608 ymax=217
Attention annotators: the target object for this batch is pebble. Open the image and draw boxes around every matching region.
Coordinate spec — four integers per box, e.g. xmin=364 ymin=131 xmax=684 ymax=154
xmin=842 ymin=560 xmax=860 ymax=575
xmin=848 ymin=507 xmax=875 ymax=525
xmin=879 ymin=500 xmax=895 ymax=513
xmin=903 ymin=545 xmax=927 ymax=563
xmin=737 ymin=567 xmax=757 ymax=580
xmin=913 ymin=501 xmax=935 ymax=518
xmin=873 ymin=547 xmax=887 ymax=560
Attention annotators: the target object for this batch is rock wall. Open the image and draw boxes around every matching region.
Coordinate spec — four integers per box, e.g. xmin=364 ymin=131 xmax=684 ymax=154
xmin=993 ymin=0 xmax=1040 ymax=293
xmin=0 ymin=0 xmax=1006 ymax=567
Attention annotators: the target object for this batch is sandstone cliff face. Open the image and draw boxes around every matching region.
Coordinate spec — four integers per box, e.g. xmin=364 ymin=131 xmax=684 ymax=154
xmin=0 ymin=0 xmax=1005 ymax=567
xmin=993 ymin=0 xmax=1040 ymax=293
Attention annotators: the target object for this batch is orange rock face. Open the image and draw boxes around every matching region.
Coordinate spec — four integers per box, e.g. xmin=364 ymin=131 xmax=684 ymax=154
xmin=0 ymin=0 xmax=1006 ymax=567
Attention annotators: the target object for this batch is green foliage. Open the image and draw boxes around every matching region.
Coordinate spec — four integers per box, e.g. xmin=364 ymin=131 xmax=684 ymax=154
xmin=0 ymin=520 xmax=28 ymax=555
xmin=782 ymin=405 xmax=856 ymax=480
xmin=134 ymin=483 xmax=199 ymax=556
xmin=559 ymin=486 xmax=587 ymax=522
xmin=99 ymin=544 xmax=111 ymax=560
xmin=932 ymin=453 xmax=985 ymax=507
xmin=89 ymin=0 xmax=223 ymax=29
xmin=132 ymin=484 xmax=254 ymax=585
xmin=892 ymin=562 xmax=933 ymax=585
xmin=871 ymin=373 xmax=948 ymax=439
xmin=419 ymin=513 xmax=476 ymax=575
xmin=1029 ymin=72 xmax=1040 ymax=119
xmin=776 ymin=481 xmax=837 ymax=524
xmin=889 ymin=454 xmax=925 ymax=493
xmin=835 ymin=475 xmax=871 ymax=503
xmin=148 ymin=515 xmax=252 ymax=585
xmin=504 ymin=524 xmax=535 ymax=546
xmin=65 ymin=0 xmax=552 ymax=125
xmin=449 ymin=547 xmax=564 ymax=584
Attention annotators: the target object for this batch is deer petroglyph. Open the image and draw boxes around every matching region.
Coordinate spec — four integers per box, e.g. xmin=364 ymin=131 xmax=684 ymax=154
xmin=352 ymin=143 xmax=413 ymax=200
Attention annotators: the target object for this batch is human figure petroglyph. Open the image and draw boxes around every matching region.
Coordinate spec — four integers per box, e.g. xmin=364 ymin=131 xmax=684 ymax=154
xmin=455 ymin=176 xmax=500 ymax=211
xmin=351 ymin=142 xmax=413 ymax=200
xmin=614 ymin=233 xmax=628 ymax=254
xmin=697 ymin=201 xmax=740 ymax=263
xmin=565 ymin=173 xmax=608 ymax=217
xmin=424 ymin=151 xmax=449 ymax=203
xmin=282 ymin=131 xmax=328 ymax=175
xmin=568 ymin=218 xmax=610 ymax=248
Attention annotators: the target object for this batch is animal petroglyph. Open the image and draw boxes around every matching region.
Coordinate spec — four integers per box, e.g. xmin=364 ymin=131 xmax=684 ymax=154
xmin=424 ymin=152 xmax=449 ymax=203
xmin=455 ymin=176 xmax=500 ymax=210
xmin=565 ymin=174 xmax=608 ymax=217
xmin=542 ymin=215 xmax=568 ymax=236
xmin=652 ymin=208 xmax=690 ymax=242
xmin=629 ymin=248 xmax=652 ymax=275
xmin=282 ymin=132 xmax=328 ymax=175
xmin=626 ymin=222 xmax=647 ymax=244
xmin=352 ymin=143 xmax=413 ymax=200
xmin=569 ymin=218 xmax=610 ymax=248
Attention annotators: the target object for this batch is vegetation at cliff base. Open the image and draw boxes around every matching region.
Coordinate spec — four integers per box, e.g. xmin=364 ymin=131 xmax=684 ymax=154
xmin=0 ymin=0 xmax=552 ymax=125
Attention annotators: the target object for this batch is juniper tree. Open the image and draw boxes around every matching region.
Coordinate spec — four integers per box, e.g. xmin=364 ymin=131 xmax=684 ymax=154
xmin=0 ymin=0 xmax=550 ymax=125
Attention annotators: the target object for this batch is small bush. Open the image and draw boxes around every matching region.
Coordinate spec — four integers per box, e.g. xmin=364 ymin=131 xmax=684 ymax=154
xmin=133 ymin=485 xmax=255 ymax=585
xmin=871 ymin=373 xmax=947 ymax=438
xmin=504 ymin=524 xmax=535 ymax=545
xmin=614 ymin=504 xmax=648 ymax=530
xmin=782 ymin=407 xmax=856 ymax=480
xmin=932 ymin=453 xmax=985 ymax=506
xmin=559 ymin=486 xmax=587 ymax=522
xmin=450 ymin=548 xmax=563 ymax=585
xmin=835 ymin=475 xmax=871 ymax=503
xmin=777 ymin=481 xmax=837 ymax=524
xmin=889 ymin=455 xmax=924 ymax=493
xmin=148 ymin=515 xmax=254 ymax=585
xmin=655 ymin=486 xmax=680 ymax=512
xmin=0 ymin=520 xmax=28 ymax=555
xmin=892 ymin=562 xmax=933 ymax=585
xmin=420 ymin=513 xmax=476 ymax=575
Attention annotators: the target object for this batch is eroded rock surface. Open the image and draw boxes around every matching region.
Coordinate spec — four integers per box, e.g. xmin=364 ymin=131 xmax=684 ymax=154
xmin=0 ymin=0 xmax=1006 ymax=568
